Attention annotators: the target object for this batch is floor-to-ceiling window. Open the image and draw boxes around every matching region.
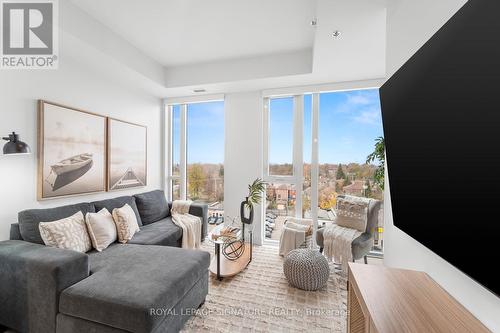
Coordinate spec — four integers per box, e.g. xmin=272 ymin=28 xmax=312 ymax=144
xmin=167 ymin=100 xmax=224 ymax=232
xmin=317 ymin=89 xmax=384 ymax=252
xmin=264 ymin=96 xmax=302 ymax=240
xmin=264 ymin=89 xmax=384 ymax=253
xmin=264 ymin=97 xmax=296 ymax=239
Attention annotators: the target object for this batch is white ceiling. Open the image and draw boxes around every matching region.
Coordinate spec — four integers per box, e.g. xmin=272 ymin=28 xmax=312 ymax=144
xmin=312 ymin=0 xmax=386 ymax=82
xmin=70 ymin=0 xmax=317 ymax=67
xmin=66 ymin=0 xmax=387 ymax=97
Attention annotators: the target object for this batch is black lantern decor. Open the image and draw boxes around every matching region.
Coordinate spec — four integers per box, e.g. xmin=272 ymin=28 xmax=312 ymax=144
xmin=2 ymin=132 xmax=31 ymax=155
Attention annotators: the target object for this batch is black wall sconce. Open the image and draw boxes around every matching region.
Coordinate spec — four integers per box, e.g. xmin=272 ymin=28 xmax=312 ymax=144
xmin=2 ymin=132 xmax=31 ymax=155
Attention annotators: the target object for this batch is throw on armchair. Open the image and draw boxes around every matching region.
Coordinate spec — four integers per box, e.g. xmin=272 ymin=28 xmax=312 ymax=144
xmin=316 ymin=195 xmax=381 ymax=264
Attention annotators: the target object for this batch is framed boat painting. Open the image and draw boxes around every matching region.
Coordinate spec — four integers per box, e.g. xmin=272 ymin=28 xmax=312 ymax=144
xmin=37 ymin=100 xmax=107 ymax=200
xmin=107 ymin=118 xmax=147 ymax=191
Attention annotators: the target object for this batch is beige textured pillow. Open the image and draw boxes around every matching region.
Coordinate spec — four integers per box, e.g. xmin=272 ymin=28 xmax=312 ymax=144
xmin=335 ymin=198 xmax=369 ymax=232
xmin=85 ymin=208 xmax=117 ymax=251
xmin=112 ymin=204 xmax=139 ymax=243
xmin=39 ymin=211 xmax=92 ymax=252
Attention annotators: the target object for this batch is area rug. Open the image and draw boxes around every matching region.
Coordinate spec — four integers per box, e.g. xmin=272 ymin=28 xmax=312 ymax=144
xmin=181 ymin=243 xmax=348 ymax=333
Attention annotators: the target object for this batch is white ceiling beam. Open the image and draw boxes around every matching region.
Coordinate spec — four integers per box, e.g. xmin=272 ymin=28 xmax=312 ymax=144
xmin=164 ymin=49 xmax=313 ymax=88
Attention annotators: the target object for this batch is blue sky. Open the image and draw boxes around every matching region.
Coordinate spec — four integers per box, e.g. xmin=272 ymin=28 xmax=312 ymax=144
xmin=319 ymin=89 xmax=383 ymax=164
xmin=172 ymin=101 xmax=225 ymax=165
xmin=173 ymin=89 xmax=383 ymax=165
xmin=271 ymin=89 xmax=384 ymax=164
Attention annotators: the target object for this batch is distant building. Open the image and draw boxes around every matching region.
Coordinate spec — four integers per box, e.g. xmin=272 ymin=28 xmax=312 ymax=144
xmin=343 ymin=180 xmax=367 ymax=196
xmin=328 ymin=167 xmax=337 ymax=177
xmin=267 ymin=184 xmax=296 ymax=205
xmin=276 ymin=184 xmax=296 ymax=203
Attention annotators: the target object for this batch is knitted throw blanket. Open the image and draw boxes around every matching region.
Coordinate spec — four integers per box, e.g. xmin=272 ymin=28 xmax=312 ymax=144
xmin=323 ymin=224 xmax=361 ymax=274
xmin=171 ymin=200 xmax=201 ymax=249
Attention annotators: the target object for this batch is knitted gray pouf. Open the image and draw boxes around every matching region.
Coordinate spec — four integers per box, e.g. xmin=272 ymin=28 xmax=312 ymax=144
xmin=283 ymin=249 xmax=330 ymax=291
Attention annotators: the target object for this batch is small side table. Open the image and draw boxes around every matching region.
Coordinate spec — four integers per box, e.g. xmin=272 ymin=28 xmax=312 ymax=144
xmin=208 ymin=224 xmax=253 ymax=280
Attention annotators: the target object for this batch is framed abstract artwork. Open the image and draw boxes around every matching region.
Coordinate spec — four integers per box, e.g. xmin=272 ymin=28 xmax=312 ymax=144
xmin=107 ymin=118 xmax=147 ymax=191
xmin=37 ymin=100 xmax=107 ymax=200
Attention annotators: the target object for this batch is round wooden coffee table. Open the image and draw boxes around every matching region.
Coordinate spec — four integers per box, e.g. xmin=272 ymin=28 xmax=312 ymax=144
xmin=208 ymin=224 xmax=253 ymax=280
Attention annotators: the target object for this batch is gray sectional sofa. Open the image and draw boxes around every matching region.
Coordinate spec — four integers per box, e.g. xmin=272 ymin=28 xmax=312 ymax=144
xmin=0 ymin=190 xmax=209 ymax=333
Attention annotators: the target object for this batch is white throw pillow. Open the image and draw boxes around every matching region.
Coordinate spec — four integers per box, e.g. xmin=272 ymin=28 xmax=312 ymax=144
xmin=335 ymin=197 xmax=369 ymax=232
xmin=39 ymin=211 xmax=92 ymax=253
xmin=85 ymin=208 xmax=117 ymax=251
xmin=112 ymin=204 xmax=140 ymax=243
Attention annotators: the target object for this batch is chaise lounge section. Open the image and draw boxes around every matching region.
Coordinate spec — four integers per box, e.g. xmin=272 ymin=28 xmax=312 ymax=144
xmin=0 ymin=190 xmax=209 ymax=333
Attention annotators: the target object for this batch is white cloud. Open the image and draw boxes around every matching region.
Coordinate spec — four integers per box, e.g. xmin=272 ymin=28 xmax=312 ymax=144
xmin=336 ymin=90 xmax=380 ymax=114
xmin=347 ymin=94 xmax=372 ymax=105
xmin=353 ymin=108 xmax=381 ymax=125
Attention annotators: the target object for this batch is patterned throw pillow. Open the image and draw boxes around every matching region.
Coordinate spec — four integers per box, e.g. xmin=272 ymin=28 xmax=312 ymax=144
xmin=85 ymin=208 xmax=117 ymax=252
xmin=39 ymin=211 xmax=92 ymax=253
xmin=112 ymin=204 xmax=140 ymax=243
xmin=335 ymin=197 xmax=369 ymax=232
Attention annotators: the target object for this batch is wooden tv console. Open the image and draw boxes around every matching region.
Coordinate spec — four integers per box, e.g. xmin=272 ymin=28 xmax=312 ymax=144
xmin=347 ymin=263 xmax=490 ymax=333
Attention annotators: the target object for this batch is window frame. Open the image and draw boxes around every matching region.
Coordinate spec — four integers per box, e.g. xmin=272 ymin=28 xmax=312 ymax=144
xmin=263 ymin=94 xmax=318 ymax=242
xmin=166 ymin=104 xmax=186 ymax=200
xmin=263 ymin=96 xmax=301 ymax=210
xmin=262 ymin=83 xmax=384 ymax=254
xmin=165 ymin=97 xmax=224 ymax=202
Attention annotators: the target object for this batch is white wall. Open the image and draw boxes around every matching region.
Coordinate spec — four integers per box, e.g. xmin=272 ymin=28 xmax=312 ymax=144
xmin=384 ymin=0 xmax=500 ymax=331
xmin=0 ymin=51 xmax=162 ymax=242
xmin=59 ymin=1 xmax=167 ymax=97
xmin=224 ymin=92 xmax=264 ymax=245
xmin=61 ymin=1 xmax=165 ymax=88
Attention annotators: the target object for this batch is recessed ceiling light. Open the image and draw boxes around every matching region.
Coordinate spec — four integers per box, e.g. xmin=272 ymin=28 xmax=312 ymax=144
xmin=332 ymin=30 xmax=341 ymax=39
xmin=193 ymin=88 xmax=206 ymax=93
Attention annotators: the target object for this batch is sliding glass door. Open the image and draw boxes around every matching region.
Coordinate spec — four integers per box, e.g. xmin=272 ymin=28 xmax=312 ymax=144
xmin=264 ymin=89 xmax=384 ymax=253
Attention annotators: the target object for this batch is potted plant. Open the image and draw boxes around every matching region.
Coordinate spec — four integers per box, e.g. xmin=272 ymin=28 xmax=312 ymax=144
xmin=240 ymin=178 xmax=265 ymax=225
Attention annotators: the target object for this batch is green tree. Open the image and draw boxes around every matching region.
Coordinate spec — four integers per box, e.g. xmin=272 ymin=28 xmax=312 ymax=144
xmin=188 ymin=164 xmax=206 ymax=200
xmin=336 ymin=164 xmax=346 ymax=180
xmin=364 ymin=179 xmax=372 ymax=198
xmin=366 ymin=137 xmax=385 ymax=190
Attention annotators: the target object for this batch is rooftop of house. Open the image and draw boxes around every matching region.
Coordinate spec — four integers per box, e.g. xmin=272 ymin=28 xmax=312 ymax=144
xmin=343 ymin=180 xmax=367 ymax=191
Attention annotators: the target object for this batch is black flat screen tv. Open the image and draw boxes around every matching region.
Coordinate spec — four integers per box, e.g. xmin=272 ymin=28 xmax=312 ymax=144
xmin=380 ymin=0 xmax=500 ymax=297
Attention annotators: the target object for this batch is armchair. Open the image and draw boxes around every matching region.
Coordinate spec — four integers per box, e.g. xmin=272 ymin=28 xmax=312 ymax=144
xmin=315 ymin=195 xmax=381 ymax=264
